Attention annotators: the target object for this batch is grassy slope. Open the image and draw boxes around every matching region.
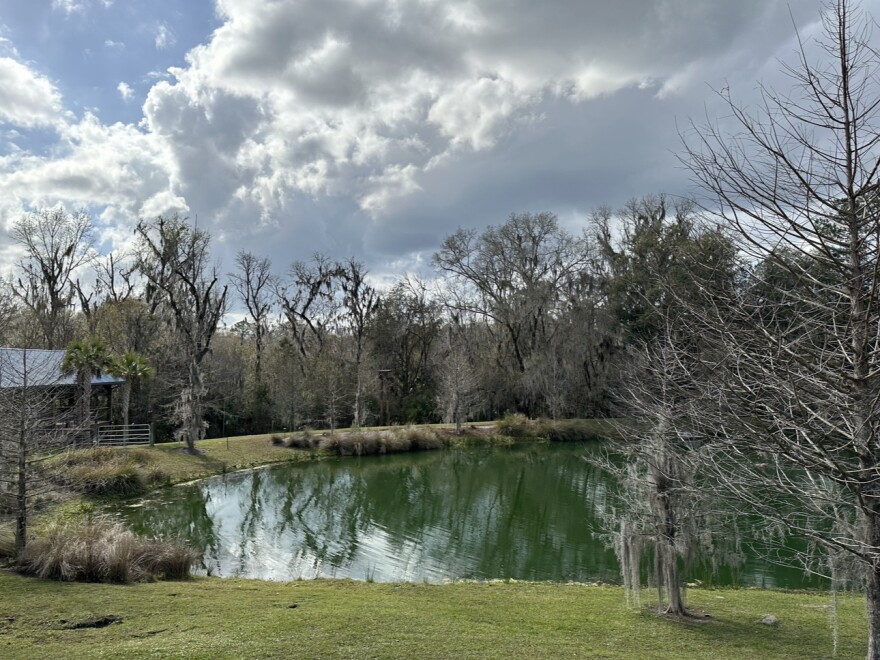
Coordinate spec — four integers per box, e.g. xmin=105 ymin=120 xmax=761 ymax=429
xmin=66 ymin=419 xmax=621 ymax=488
xmin=0 ymin=573 xmax=865 ymax=659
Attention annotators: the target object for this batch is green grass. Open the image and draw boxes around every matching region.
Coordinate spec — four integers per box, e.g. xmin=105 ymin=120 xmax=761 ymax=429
xmin=0 ymin=572 xmax=865 ymax=659
xmin=47 ymin=419 xmax=578 ymax=496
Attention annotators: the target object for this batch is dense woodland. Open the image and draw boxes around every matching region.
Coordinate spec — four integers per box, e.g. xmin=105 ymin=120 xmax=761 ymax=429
xmin=0 ymin=196 xmax=706 ymax=440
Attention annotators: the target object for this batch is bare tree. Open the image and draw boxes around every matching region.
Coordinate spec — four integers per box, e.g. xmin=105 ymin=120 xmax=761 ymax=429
xmin=338 ymin=259 xmax=380 ymax=427
xmin=0 ymin=349 xmax=77 ymax=554
xmin=277 ymin=254 xmax=341 ymax=359
xmin=10 ymin=207 xmax=95 ymax=348
xmin=434 ymin=212 xmax=592 ymax=413
xmin=135 ymin=216 xmax=227 ymax=453
xmin=435 ymin=323 xmax=481 ymax=434
xmin=678 ymin=2 xmax=880 ymax=655
xmin=230 ymin=251 xmax=273 ymax=386
xmin=77 ymin=252 xmax=139 ymax=331
xmin=0 ymin=279 xmax=19 ymax=347
xmin=595 ymin=333 xmax=739 ymax=617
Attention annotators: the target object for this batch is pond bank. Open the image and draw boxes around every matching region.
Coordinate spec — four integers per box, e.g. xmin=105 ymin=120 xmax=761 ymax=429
xmin=49 ymin=418 xmax=618 ymax=499
xmin=0 ymin=571 xmax=864 ymax=659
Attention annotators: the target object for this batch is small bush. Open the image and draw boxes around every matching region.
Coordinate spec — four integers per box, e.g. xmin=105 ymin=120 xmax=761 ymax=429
xmin=284 ymin=429 xmax=320 ymax=450
xmin=52 ymin=448 xmax=170 ymax=498
xmin=270 ymin=434 xmax=286 ymax=446
xmin=399 ymin=426 xmax=444 ymax=450
xmin=497 ymin=412 xmax=537 ymax=438
xmin=16 ymin=517 xmax=200 ymax=583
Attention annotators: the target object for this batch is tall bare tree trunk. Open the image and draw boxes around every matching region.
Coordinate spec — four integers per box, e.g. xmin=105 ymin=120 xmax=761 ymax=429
xmin=185 ymin=359 xmax=205 ymax=454
xmin=867 ymin=511 xmax=880 ymax=660
xmin=15 ymin=397 xmax=26 ymax=556
xmin=15 ymin=350 xmax=29 ymax=555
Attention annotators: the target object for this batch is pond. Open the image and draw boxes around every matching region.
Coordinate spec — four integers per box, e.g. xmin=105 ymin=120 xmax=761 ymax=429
xmin=111 ymin=443 xmax=824 ymax=587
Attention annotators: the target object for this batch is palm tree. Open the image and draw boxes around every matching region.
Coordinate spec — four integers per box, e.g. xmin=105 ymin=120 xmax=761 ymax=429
xmin=62 ymin=337 xmax=111 ymax=430
xmin=107 ymin=352 xmax=155 ymax=442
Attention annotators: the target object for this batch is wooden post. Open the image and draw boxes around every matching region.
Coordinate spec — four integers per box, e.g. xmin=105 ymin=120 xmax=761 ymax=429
xmin=149 ymin=422 xmax=155 ymax=447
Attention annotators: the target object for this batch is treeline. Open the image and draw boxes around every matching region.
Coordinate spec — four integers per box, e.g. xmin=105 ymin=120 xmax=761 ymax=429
xmin=0 ymin=196 xmax=726 ymax=443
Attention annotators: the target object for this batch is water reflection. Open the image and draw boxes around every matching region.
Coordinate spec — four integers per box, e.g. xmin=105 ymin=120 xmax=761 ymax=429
xmin=112 ymin=444 xmax=823 ymax=587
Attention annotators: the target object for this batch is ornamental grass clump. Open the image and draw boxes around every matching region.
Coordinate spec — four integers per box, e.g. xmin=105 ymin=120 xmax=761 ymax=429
xmin=318 ymin=427 xmax=446 ymax=456
xmin=16 ymin=516 xmax=199 ymax=583
xmin=52 ymin=447 xmax=169 ymax=497
xmin=284 ymin=430 xmax=318 ymax=449
xmin=398 ymin=426 xmax=444 ymax=450
xmin=497 ymin=412 xmax=537 ymax=438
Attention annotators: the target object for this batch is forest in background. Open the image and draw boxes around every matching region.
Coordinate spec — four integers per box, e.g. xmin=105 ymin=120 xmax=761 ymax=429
xmin=0 ymin=195 xmax=707 ymax=441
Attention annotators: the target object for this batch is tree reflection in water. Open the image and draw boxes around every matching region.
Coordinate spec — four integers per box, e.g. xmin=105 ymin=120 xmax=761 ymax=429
xmin=111 ymin=444 xmax=820 ymax=587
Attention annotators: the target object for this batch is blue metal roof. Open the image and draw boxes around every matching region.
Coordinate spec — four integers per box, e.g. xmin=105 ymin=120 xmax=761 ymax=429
xmin=0 ymin=348 xmax=125 ymax=389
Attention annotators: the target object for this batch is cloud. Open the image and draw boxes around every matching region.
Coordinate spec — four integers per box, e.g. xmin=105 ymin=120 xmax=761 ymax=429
xmin=117 ymin=82 xmax=134 ymax=101
xmin=0 ymin=57 xmax=67 ymax=129
xmin=138 ymin=0 xmax=818 ymax=229
xmin=0 ymin=0 xmax=842 ymax=271
xmin=52 ymin=0 xmax=113 ymax=14
xmin=0 ymin=112 xmax=177 ymax=240
xmin=104 ymin=39 xmax=125 ymax=49
xmin=155 ymin=22 xmax=176 ymax=50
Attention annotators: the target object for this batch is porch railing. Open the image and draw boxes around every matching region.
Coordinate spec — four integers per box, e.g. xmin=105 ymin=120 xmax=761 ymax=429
xmin=95 ymin=423 xmax=153 ymax=446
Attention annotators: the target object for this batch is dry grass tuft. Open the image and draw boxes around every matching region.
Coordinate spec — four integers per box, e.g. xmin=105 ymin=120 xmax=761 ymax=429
xmin=50 ymin=448 xmax=170 ymax=497
xmin=318 ymin=427 xmax=447 ymax=456
xmin=16 ymin=516 xmax=199 ymax=583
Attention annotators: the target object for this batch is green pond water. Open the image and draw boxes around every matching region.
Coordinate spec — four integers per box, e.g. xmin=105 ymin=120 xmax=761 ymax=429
xmin=111 ymin=443 xmax=824 ymax=587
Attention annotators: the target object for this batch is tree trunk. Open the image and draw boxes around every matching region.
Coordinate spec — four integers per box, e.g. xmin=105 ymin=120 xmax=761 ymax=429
xmin=660 ymin=540 xmax=686 ymax=615
xmin=82 ymin=372 xmax=93 ymax=440
xmin=353 ymin=370 xmax=362 ymax=428
xmin=864 ymin=493 xmax=880 ymax=660
xmin=867 ymin=557 xmax=880 ymax=660
xmin=184 ymin=359 xmax=204 ymax=454
xmin=352 ymin=341 xmax=363 ymax=427
xmin=15 ymin=402 xmax=27 ymax=556
xmin=121 ymin=381 xmax=131 ymax=444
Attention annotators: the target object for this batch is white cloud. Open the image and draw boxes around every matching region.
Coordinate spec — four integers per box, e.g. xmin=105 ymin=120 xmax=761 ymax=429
xmin=0 ymin=57 xmax=67 ymax=129
xmin=155 ymin=23 xmax=176 ymax=50
xmin=0 ymin=0 xmax=840 ymax=269
xmin=104 ymin=39 xmax=125 ymax=49
xmin=117 ymin=81 xmax=134 ymax=101
xmin=52 ymin=0 xmax=113 ymax=14
xmin=0 ymin=113 xmax=176 ymax=248
xmin=138 ymin=0 xmax=809 ymax=228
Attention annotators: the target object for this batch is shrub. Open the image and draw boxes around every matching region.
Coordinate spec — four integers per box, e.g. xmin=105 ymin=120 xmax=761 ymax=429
xmin=270 ymin=434 xmax=286 ymax=446
xmin=497 ymin=412 xmax=537 ymax=438
xmin=16 ymin=517 xmax=199 ymax=583
xmin=318 ymin=428 xmax=446 ymax=456
xmin=544 ymin=419 xmax=603 ymax=443
xmin=51 ymin=448 xmax=170 ymax=497
xmin=284 ymin=429 xmax=320 ymax=450
xmin=398 ymin=426 xmax=444 ymax=450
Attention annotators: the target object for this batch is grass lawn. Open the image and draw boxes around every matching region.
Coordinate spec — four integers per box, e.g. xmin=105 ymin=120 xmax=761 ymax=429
xmin=0 ymin=572 xmax=866 ymax=659
xmin=53 ymin=418 xmax=621 ymax=493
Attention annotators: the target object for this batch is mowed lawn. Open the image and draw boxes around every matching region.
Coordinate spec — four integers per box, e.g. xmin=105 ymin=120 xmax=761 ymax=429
xmin=0 ymin=572 xmax=866 ymax=659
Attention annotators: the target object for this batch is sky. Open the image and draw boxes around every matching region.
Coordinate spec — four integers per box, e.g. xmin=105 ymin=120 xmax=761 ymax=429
xmin=0 ymin=0 xmax=870 ymax=281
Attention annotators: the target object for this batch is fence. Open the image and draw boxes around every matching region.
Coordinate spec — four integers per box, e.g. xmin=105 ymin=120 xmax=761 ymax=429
xmin=95 ymin=423 xmax=153 ymax=446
